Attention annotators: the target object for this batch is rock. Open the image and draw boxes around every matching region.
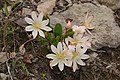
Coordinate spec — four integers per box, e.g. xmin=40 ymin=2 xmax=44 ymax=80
xmin=15 ymin=18 xmax=27 ymax=27
xmin=66 ymin=0 xmax=72 ymax=5
xmin=96 ymin=0 xmax=120 ymax=10
xmin=0 ymin=73 xmax=9 ymax=80
xmin=37 ymin=0 xmax=56 ymax=14
xmin=89 ymin=52 xmax=98 ymax=58
xmin=22 ymin=8 xmax=32 ymax=16
xmin=50 ymin=3 xmax=120 ymax=49
xmin=58 ymin=0 xmax=72 ymax=6
xmin=76 ymin=0 xmax=120 ymax=10
xmin=54 ymin=0 xmax=70 ymax=12
xmin=50 ymin=12 xmax=66 ymax=28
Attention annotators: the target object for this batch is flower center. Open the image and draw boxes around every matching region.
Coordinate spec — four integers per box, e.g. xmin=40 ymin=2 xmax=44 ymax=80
xmin=33 ymin=21 xmax=41 ymax=29
xmin=71 ymin=40 xmax=79 ymax=45
xmin=56 ymin=52 xmax=65 ymax=60
xmin=72 ymin=52 xmax=79 ymax=59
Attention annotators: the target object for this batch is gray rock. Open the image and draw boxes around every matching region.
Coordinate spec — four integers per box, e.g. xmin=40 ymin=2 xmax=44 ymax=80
xmin=0 ymin=73 xmax=9 ymax=80
xmin=37 ymin=0 xmax=56 ymax=14
xmin=22 ymin=8 xmax=32 ymax=16
xmin=96 ymin=0 xmax=120 ymax=10
xmin=77 ymin=0 xmax=120 ymax=10
xmin=50 ymin=3 xmax=120 ymax=49
xmin=50 ymin=12 xmax=66 ymax=28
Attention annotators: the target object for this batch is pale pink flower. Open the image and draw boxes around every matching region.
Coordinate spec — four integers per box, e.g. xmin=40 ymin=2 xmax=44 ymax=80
xmin=68 ymin=44 xmax=89 ymax=72
xmin=46 ymin=42 xmax=72 ymax=71
xmin=72 ymin=25 xmax=86 ymax=35
xmin=25 ymin=11 xmax=52 ymax=39
xmin=84 ymin=12 xmax=94 ymax=29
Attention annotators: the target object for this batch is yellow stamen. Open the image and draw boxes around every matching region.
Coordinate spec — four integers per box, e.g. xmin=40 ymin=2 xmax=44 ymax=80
xmin=71 ymin=39 xmax=79 ymax=45
xmin=33 ymin=22 xmax=41 ymax=29
xmin=72 ymin=52 xmax=79 ymax=59
xmin=56 ymin=53 xmax=65 ymax=60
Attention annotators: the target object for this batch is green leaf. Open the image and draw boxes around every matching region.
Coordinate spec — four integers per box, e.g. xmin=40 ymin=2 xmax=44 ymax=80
xmin=53 ymin=23 xmax=62 ymax=37
xmin=62 ymin=29 xmax=74 ymax=39
xmin=4 ymin=2 xmax=9 ymax=16
xmin=47 ymin=33 xmax=53 ymax=44
xmin=47 ymin=33 xmax=52 ymax=41
xmin=54 ymin=36 xmax=60 ymax=46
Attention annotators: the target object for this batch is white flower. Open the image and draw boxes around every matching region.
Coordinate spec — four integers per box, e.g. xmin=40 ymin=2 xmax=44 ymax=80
xmin=25 ymin=11 xmax=52 ymax=39
xmin=72 ymin=25 xmax=86 ymax=35
xmin=65 ymin=34 xmax=91 ymax=49
xmin=69 ymin=44 xmax=89 ymax=72
xmin=84 ymin=12 xmax=94 ymax=29
xmin=65 ymin=34 xmax=82 ymax=46
xmin=46 ymin=42 xmax=72 ymax=71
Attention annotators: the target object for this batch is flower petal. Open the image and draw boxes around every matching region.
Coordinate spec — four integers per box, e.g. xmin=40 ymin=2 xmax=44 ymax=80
xmin=81 ymin=36 xmax=89 ymax=42
xmin=76 ymin=59 xmax=85 ymax=66
xmin=50 ymin=59 xmax=58 ymax=67
xmin=58 ymin=61 xmax=64 ymax=71
xmin=85 ymin=41 xmax=91 ymax=48
xmin=79 ymin=26 xmax=86 ymax=32
xmin=76 ymin=44 xmax=81 ymax=52
xmin=68 ymin=45 xmax=75 ymax=52
xmin=38 ymin=12 xmax=43 ymax=21
xmin=87 ymin=24 xmax=94 ymax=29
xmin=76 ymin=34 xmax=83 ymax=40
xmin=87 ymin=16 xmax=93 ymax=23
xmin=42 ymin=19 xmax=49 ymax=26
xmin=85 ymin=12 xmax=89 ymax=20
xmin=72 ymin=25 xmax=86 ymax=34
xmin=41 ymin=26 xmax=52 ymax=31
xmin=38 ymin=30 xmax=45 ymax=38
xmin=80 ymin=54 xmax=89 ymax=59
xmin=65 ymin=38 xmax=69 ymax=45
xmin=31 ymin=11 xmax=37 ymax=21
xmin=72 ymin=25 xmax=78 ymax=31
xmin=51 ymin=45 xmax=59 ymax=54
xmin=63 ymin=59 xmax=72 ymax=67
xmin=80 ymin=46 xmax=88 ymax=54
xmin=32 ymin=30 xmax=38 ymax=39
xmin=76 ymin=44 xmax=87 ymax=54
xmin=57 ymin=42 xmax=62 ymax=53
xmin=85 ymin=16 xmax=94 ymax=29
xmin=25 ymin=26 xmax=34 ymax=31
xmin=73 ymin=61 xmax=78 ymax=72
xmin=65 ymin=51 xmax=73 ymax=59
xmin=46 ymin=54 xmax=56 ymax=59
xmin=67 ymin=36 xmax=74 ymax=42
xmin=62 ymin=42 xmax=67 ymax=50
xmin=25 ymin=17 xmax=33 ymax=24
